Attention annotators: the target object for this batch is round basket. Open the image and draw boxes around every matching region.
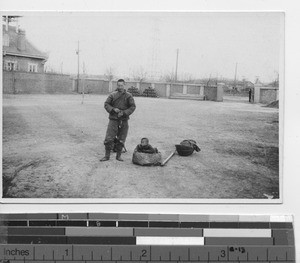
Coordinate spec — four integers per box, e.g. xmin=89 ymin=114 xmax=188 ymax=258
xmin=175 ymin=144 xmax=194 ymax=156
xmin=132 ymin=151 xmax=162 ymax=166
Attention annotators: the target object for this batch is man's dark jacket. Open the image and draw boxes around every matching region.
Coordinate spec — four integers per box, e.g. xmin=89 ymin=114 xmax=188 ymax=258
xmin=104 ymin=90 xmax=136 ymax=120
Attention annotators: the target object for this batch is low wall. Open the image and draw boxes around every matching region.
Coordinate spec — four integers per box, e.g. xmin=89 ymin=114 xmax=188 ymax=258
xmin=204 ymin=86 xmax=218 ymax=101
xmin=260 ymin=88 xmax=278 ymax=104
xmin=187 ymin=85 xmax=201 ymax=95
xmin=153 ymin=83 xmax=167 ymax=97
xmin=252 ymin=85 xmax=279 ymax=104
xmin=2 ymin=71 xmax=223 ymax=101
xmin=77 ymin=79 xmax=109 ymax=94
xmin=171 ymin=84 xmax=184 ymax=94
xmin=3 ymin=71 xmax=73 ymax=94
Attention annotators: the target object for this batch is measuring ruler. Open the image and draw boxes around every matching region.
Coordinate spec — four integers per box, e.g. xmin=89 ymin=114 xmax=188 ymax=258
xmin=0 ymin=213 xmax=295 ymax=262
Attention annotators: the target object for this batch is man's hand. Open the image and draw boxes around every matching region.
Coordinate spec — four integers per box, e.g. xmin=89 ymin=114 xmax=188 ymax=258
xmin=118 ymin=111 xmax=124 ymax=118
xmin=113 ymin=108 xmax=121 ymax=113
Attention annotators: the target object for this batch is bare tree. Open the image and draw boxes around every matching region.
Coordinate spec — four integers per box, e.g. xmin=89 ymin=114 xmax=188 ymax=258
xmin=104 ymin=67 xmax=115 ymax=81
xmin=159 ymin=72 xmax=175 ymax=83
xmin=131 ymin=67 xmax=148 ymax=82
xmin=180 ymin=73 xmax=195 ymax=84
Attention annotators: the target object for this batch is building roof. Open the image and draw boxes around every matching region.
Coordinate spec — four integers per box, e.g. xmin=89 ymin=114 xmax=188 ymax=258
xmin=3 ymin=25 xmax=48 ymax=60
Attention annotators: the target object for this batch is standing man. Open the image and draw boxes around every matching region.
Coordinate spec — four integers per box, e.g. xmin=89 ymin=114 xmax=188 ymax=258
xmin=249 ymin=88 xmax=252 ymax=102
xmin=100 ymin=79 xmax=136 ymax=162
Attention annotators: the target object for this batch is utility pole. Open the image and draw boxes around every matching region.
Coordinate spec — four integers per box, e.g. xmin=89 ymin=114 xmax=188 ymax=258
xmin=81 ymin=62 xmax=86 ymax=104
xmin=234 ymin=63 xmax=238 ymax=86
xmin=76 ymin=41 xmax=80 ymax=93
xmin=175 ymin=48 xmax=179 ymax=82
xmin=233 ymin=62 xmax=238 ymax=91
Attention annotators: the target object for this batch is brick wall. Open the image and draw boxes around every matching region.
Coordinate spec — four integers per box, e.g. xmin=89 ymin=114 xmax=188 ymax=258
xmin=140 ymin=82 xmax=152 ymax=91
xmin=3 ymin=71 xmax=73 ymax=94
xmin=153 ymin=83 xmax=167 ymax=97
xmin=3 ymin=71 xmax=223 ymax=101
xmin=170 ymin=84 xmax=184 ymax=94
xmin=187 ymin=85 xmax=201 ymax=95
xmin=3 ymin=55 xmax=45 ymax=73
xmin=77 ymin=79 xmax=108 ymax=94
xmin=260 ymin=88 xmax=278 ymax=104
xmin=204 ymin=86 xmax=218 ymax=101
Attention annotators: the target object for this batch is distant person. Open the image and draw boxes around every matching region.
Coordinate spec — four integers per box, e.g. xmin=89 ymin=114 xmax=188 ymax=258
xmin=100 ymin=79 xmax=136 ymax=162
xmin=249 ymin=88 xmax=252 ymax=102
xmin=134 ymin=138 xmax=158 ymax=154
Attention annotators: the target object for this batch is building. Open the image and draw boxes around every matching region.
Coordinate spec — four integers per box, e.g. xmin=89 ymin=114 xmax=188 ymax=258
xmin=2 ymin=23 xmax=48 ymax=73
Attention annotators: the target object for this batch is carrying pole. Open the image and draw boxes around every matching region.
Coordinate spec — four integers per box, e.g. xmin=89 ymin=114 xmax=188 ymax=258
xmin=161 ymin=151 xmax=176 ymax=166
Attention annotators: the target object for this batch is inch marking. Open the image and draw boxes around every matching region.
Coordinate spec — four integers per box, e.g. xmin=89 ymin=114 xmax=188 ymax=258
xmin=72 ymin=244 xmax=74 ymax=260
xmin=227 ymin=245 xmax=229 ymax=261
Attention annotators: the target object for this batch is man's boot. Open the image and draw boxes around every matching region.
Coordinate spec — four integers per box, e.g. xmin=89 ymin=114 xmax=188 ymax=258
xmin=116 ymin=151 xmax=123 ymax=162
xmin=115 ymin=141 xmax=124 ymax=161
xmin=100 ymin=149 xmax=110 ymax=162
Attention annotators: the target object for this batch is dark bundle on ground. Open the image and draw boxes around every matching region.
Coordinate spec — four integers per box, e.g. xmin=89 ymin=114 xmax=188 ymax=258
xmin=127 ymin=86 xmax=141 ymax=96
xmin=264 ymin=100 xmax=279 ymax=108
xmin=142 ymin=87 xmax=159 ymax=97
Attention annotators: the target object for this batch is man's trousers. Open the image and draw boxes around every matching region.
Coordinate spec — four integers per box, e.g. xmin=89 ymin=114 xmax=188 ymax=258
xmin=104 ymin=119 xmax=129 ymax=151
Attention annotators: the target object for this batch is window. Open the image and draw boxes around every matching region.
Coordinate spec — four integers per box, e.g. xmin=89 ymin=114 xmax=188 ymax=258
xmin=28 ymin=63 xmax=38 ymax=73
xmin=4 ymin=61 xmax=17 ymax=71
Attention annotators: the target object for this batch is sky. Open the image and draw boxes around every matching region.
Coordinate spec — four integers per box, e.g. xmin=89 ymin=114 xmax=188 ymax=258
xmin=12 ymin=12 xmax=284 ymax=82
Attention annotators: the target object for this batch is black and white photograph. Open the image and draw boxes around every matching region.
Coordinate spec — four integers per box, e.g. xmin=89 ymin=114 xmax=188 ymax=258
xmin=2 ymin=12 xmax=283 ymax=200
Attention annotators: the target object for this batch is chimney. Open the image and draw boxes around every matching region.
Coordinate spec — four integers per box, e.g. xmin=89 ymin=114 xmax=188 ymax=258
xmin=17 ymin=29 xmax=26 ymax=51
xmin=15 ymin=18 xmax=19 ymax=33
xmin=5 ymin=16 xmax=8 ymax=31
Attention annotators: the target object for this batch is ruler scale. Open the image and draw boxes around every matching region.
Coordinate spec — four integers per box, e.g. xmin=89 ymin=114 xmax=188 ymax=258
xmin=0 ymin=213 xmax=295 ymax=263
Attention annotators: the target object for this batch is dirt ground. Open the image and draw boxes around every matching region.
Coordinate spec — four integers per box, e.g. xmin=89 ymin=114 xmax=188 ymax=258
xmin=2 ymin=94 xmax=279 ymax=199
